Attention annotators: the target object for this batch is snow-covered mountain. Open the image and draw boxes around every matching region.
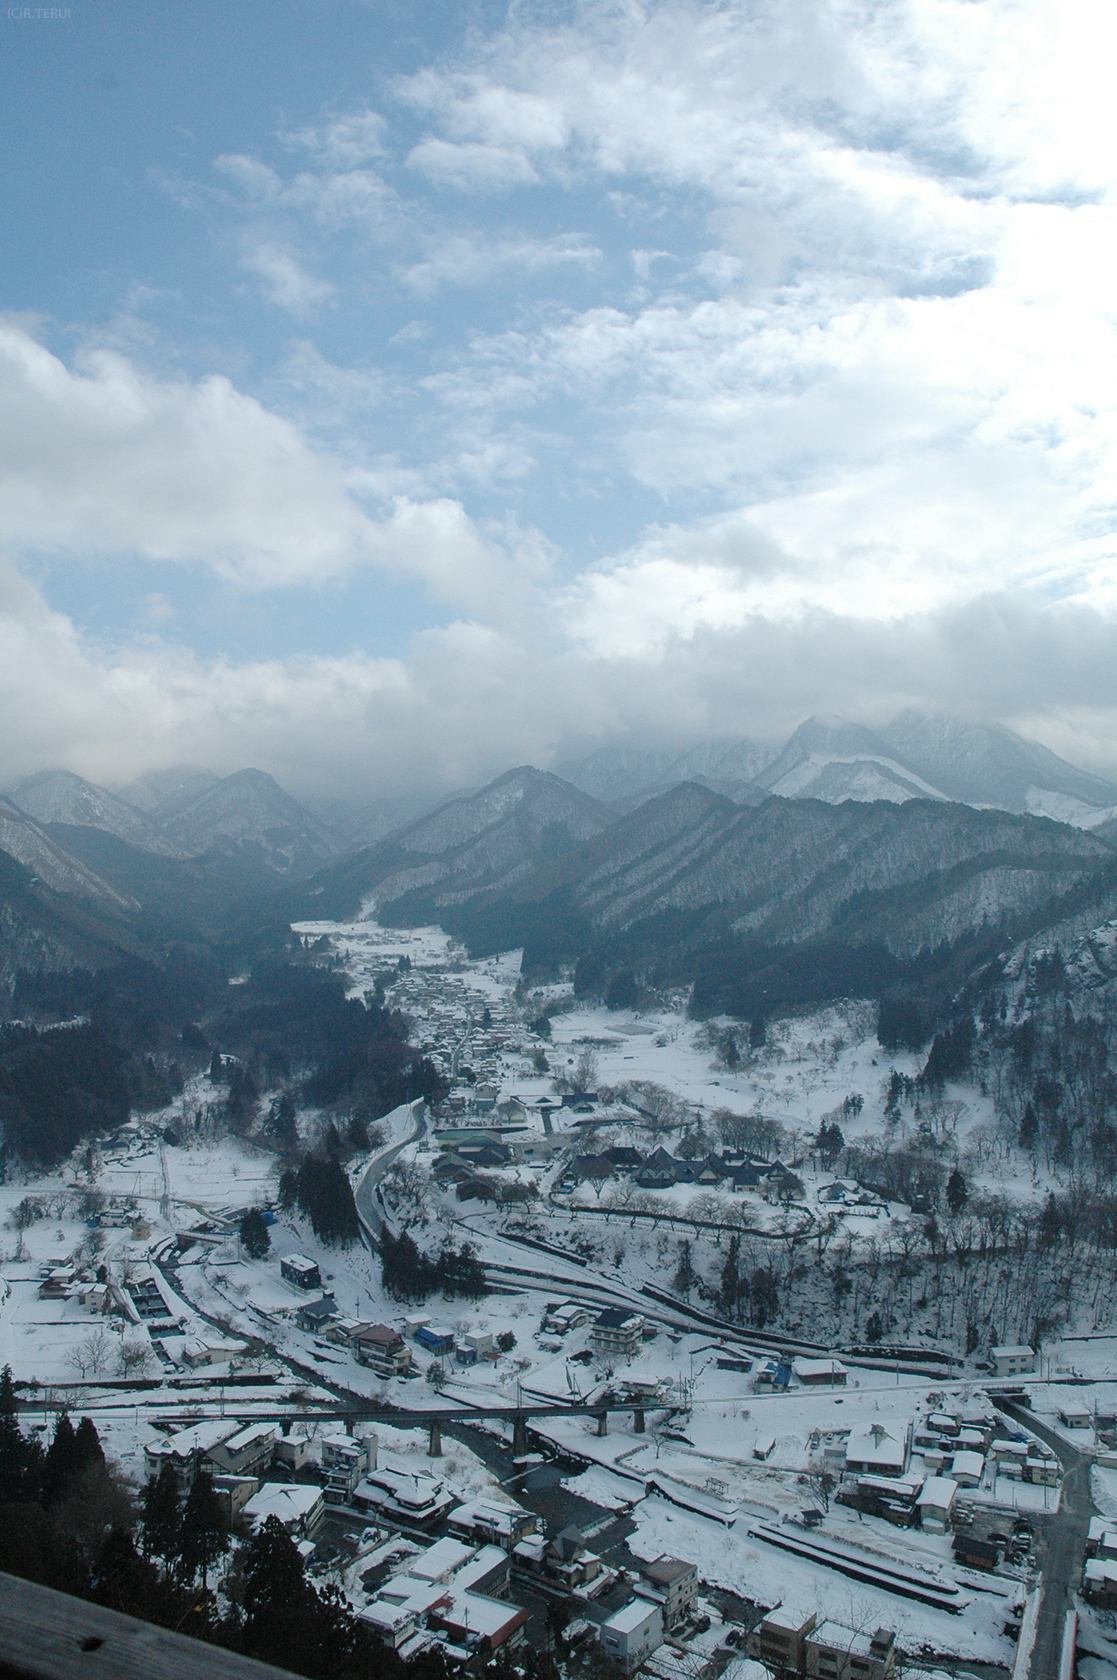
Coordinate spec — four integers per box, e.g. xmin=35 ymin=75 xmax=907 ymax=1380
xmin=878 ymin=710 xmax=1117 ymax=817
xmin=566 ymin=711 xmax=1117 ymax=822
xmin=162 ymin=768 xmax=336 ymax=879
xmin=11 ymin=770 xmax=190 ymax=858
xmin=297 ymin=766 xmax=615 ymax=919
xmin=751 ymin=716 xmax=945 ymax=805
xmin=0 ymin=798 xmax=137 ymax=910
xmin=116 ymin=765 xmax=222 ymax=822
xmin=564 ymin=739 xmax=773 ymax=807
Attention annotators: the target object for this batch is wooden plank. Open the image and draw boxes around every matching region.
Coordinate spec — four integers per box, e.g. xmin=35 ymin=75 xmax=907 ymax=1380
xmin=0 ymin=1572 xmax=302 ymax=1680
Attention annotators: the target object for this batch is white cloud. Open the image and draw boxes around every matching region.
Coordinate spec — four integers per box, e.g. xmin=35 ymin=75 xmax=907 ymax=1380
xmin=405 ymin=138 xmax=541 ymax=192
xmin=0 ymin=321 xmax=547 ymax=617
xmin=240 ymin=242 xmax=334 ymax=312
xmin=399 ymin=232 xmax=600 ymax=294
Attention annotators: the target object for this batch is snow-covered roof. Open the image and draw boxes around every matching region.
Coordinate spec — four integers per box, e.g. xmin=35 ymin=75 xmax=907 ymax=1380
xmin=407 ymin=1538 xmax=474 ymax=1581
xmin=243 ymin=1483 xmax=323 ymax=1526
xmin=155 ymin=1418 xmax=239 ymax=1458
xmin=917 ymin=1476 xmax=958 ymax=1507
xmin=950 ymin=1450 xmax=985 ymax=1478
xmin=604 ymin=1598 xmax=660 ymax=1634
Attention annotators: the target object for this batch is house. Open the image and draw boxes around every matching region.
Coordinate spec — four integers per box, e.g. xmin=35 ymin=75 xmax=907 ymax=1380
xmin=38 ymin=1267 xmax=76 ymax=1299
xmin=1058 ymin=1405 xmax=1091 ymax=1429
xmin=1024 ymin=1456 xmax=1059 ymax=1487
xmin=414 ymin=1323 xmax=455 ymax=1353
xmin=361 ymin=1539 xmax=522 ymax=1654
xmin=353 ymin=1323 xmax=411 ymax=1377
xmin=761 ymin=1162 xmax=805 ymax=1203
xmin=280 ymin=1254 xmax=321 ymax=1291
xmin=320 ymin=1434 xmax=372 ymax=1503
xmin=599 ymin=1598 xmax=663 ymax=1670
xmin=144 ymin=1418 xmax=241 ymax=1488
xmin=748 ymin=1609 xmax=816 ymax=1674
xmin=753 ymin=1435 xmax=776 ymax=1461
xmin=591 ymin=1309 xmax=644 ymax=1361
xmin=208 ymin=1424 xmax=276 ymax=1480
xmin=693 ymin=1154 xmax=729 ymax=1186
xmin=448 ymin=1498 xmax=538 ymax=1549
xmin=917 ymin=1476 xmax=957 ymax=1533
xmin=793 ymin=1358 xmax=847 ymax=1387
xmin=512 ymin=1526 xmax=608 ymax=1595
xmin=948 ymin=1450 xmax=984 ymax=1488
xmin=354 ymin=1462 xmax=457 ymax=1527
xmin=211 ymin=1475 xmax=259 ymax=1522
xmin=603 ymin=1147 xmax=645 ymax=1172
xmin=806 ymin=1622 xmax=896 ymax=1680
xmin=754 ymin=1359 xmax=791 ymax=1393
xmin=990 ymin=1344 xmax=1035 ymax=1377
xmin=243 ymin=1482 xmax=325 ymax=1539
xmin=430 ymin=1590 xmax=527 ymax=1655
xmin=1084 ymin=1558 xmax=1117 ymax=1608
xmin=848 ymin=1476 xmax=923 ymax=1527
xmin=636 ymin=1558 xmax=698 ymax=1629
xmin=845 ymin=1423 xmax=909 ymax=1477
xmin=273 ymin=1435 xmax=311 ymax=1472
xmin=295 ymin=1294 xmax=337 ymax=1333
xmin=953 ymin=1534 xmax=1000 ymax=1572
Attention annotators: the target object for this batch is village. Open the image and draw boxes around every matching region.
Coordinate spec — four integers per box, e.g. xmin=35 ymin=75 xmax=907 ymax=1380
xmin=2 ymin=915 xmax=1117 ymax=1680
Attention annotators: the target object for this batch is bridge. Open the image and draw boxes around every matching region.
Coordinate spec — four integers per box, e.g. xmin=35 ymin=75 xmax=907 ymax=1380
xmin=146 ymin=1398 xmax=680 ymax=1459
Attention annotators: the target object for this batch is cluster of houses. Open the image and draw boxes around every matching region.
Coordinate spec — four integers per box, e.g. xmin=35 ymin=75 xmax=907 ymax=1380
xmin=748 ymin=1610 xmax=897 ymax=1680
xmin=558 ymin=1145 xmax=805 ymax=1201
xmin=811 ymin=1398 xmax=1058 ymax=1560
xmin=143 ymin=1403 xmax=710 ymax=1672
xmin=1084 ymin=1518 xmax=1117 ymax=1607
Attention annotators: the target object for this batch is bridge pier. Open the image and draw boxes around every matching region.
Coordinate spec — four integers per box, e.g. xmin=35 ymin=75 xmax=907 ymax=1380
xmin=596 ymin=1412 xmax=608 ymax=1437
xmin=428 ymin=1420 xmax=442 ymax=1457
xmin=513 ymin=1412 xmax=529 ymax=1459
xmin=633 ymin=1408 xmax=645 ymax=1434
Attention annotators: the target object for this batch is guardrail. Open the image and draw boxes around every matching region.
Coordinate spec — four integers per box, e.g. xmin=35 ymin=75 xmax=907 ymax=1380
xmin=0 ymin=1571 xmax=300 ymax=1680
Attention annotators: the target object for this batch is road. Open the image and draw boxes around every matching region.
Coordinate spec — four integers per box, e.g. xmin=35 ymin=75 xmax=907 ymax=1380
xmin=353 ymin=1098 xmax=427 ymax=1243
xmin=997 ymin=1401 xmax=1091 ymax=1680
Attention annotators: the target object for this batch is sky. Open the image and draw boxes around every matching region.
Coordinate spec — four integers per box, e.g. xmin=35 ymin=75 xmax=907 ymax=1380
xmin=3 ymin=0 xmax=1117 ymax=802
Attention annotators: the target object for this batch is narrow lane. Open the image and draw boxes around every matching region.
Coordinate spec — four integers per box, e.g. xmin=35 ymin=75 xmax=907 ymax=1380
xmin=996 ymin=1401 xmax=1091 ymax=1680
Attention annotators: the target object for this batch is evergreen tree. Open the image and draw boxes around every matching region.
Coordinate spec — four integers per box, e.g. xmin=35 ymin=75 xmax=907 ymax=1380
xmin=0 ymin=1364 xmax=41 ymax=1502
xmin=141 ymin=1463 xmax=182 ymax=1564
xmin=749 ymin=1267 xmax=779 ymax=1329
xmin=295 ymin=1154 xmax=360 ymax=1246
xmin=672 ymin=1239 xmax=696 ymax=1296
xmin=277 ymin=1168 xmax=298 ymax=1210
xmin=436 ymin=1243 xmax=487 ymax=1300
xmin=241 ymin=1515 xmax=313 ymax=1623
xmin=209 ymin=1050 xmax=224 ymax=1082
xmin=946 ymin=1169 xmax=969 ymax=1216
xmin=1019 ymin=1102 xmax=1039 ymax=1151
xmin=91 ymin=1527 xmax=165 ymax=1619
xmin=178 ymin=1473 xmax=228 ymax=1589
xmin=74 ymin=1417 xmax=104 ymax=1475
xmin=379 ymin=1228 xmax=437 ymax=1302
xmin=41 ymin=1413 xmax=80 ymax=1507
xmin=717 ymin=1234 xmax=741 ymax=1319
xmin=268 ymin=1092 xmax=298 ymax=1151
xmin=239 ymin=1208 xmax=271 ymax=1260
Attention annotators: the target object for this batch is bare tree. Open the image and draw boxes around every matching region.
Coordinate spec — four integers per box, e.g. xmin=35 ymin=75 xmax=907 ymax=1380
xmin=68 ymin=1329 xmax=113 ymax=1381
xmin=116 ymin=1337 xmax=153 ymax=1380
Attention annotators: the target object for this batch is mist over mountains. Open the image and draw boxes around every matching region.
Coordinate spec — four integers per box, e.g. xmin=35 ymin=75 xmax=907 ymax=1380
xmin=1 ymin=708 xmax=1116 ymax=1039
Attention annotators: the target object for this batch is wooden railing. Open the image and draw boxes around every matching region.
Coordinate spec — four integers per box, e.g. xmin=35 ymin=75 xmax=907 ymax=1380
xmin=0 ymin=1572 xmax=301 ymax=1680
